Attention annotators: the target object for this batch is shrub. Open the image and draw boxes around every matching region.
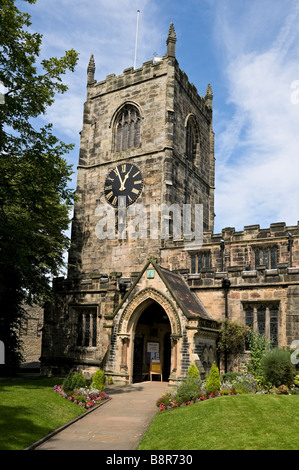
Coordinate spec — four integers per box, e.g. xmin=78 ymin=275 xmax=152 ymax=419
xmin=206 ymin=363 xmax=221 ymax=395
xmin=261 ymin=348 xmax=296 ymax=388
xmin=232 ymin=373 xmax=257 ymax=393
xmin=72 ymin=394 xmax=87 ymax=403
xmin=221 ymin=372 xmax=240 ymax=383
xmin=91 ymin=368 xmax=105 ymax=391
xmin=246 ymin=332 xmax=272 ymax=383
xmin=217 ymin=320 xmax=250 ymax=370
xmin=187 ymin=362 xmax=200 ymax=379
xmin=62 ymin=370 xmax=74 ymax=393
xmin=174 ymin=377 xmax=202 ymax=405
xmin=71 ymin=371 xmax=86 ymax=390
xmin=156 ymin=392 xmax=173 ymax=408
xmin=278 ymin=384 xmax=289 ymax=395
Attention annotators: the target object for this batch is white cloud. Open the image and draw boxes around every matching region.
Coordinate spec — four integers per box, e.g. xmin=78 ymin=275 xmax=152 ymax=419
xmin=25 ymin=0 xmax=167 ymax=152
xmin=213 ymin=1 xmax=299 ymax=232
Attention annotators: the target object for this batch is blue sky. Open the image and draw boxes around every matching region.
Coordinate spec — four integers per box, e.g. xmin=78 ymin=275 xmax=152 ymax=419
xmin=22 ymin=0 xmax=299 ymax=234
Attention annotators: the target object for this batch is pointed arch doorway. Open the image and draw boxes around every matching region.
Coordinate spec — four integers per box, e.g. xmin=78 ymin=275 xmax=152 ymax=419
xmin=133 ymin=301 xmax=171 ymax=383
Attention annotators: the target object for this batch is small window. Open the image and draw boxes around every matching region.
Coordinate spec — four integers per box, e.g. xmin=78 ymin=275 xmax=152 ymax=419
xmin=254 ymin=246 xmax=278 ymax=269
xmin=243 ymin=302 xmax=279 ymax=349
xmin=77 ymin=309 xmax=97 ymax=347
xmin=115 ymin=105 xmax=141 ymax=152
xmin=190 ymin=251 xmax=211 ymax=273
xmin=185 ymin=116 xmax=199 ymax=162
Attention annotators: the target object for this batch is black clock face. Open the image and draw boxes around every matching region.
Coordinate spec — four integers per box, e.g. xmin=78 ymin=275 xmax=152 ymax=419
xmin=104 ymin=163 xmax=143 ymax=207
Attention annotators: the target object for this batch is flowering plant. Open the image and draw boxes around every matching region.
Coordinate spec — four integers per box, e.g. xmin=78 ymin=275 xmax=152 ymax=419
xmin=53 ymin=384 xmax=110 ymax=409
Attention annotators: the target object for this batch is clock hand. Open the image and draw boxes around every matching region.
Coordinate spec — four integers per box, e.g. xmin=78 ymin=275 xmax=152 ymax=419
xmin=119 ymin=166 xmax=133 ymax=191
xmin=115 ymin=167 xmax=124 ymax=186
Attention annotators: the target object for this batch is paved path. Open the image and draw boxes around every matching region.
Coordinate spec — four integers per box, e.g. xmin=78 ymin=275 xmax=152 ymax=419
xmin=31 ymin=381 xmax=171 ymax=451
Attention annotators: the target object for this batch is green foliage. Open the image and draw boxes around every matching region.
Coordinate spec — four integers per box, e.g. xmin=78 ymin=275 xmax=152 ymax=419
xmin=71 ymin=371 xmax=86 ymax=390
xmin=206 ymin=363 xmax=221 ymax=395
xmin=91 ymin=369 xmax=105 ymax=391
xmin=261 ymin=348 xmax=296 ymax=388
xmin=174 ymin=377 xmax=202 ymax=404
xmin=62 ymin=370 xmax=86 ymax=392
xmin=62 ymin=370 xmax=74 ymax=393
xmin=246 ymin=332 xmax=272 ymax=383
xmin=187 ymin=362 xmax=200 ymax=379
xmin=217 ymin=320 xmax=250 ymax=370
xmin=221 ymin=372 xmax=240 ymax=383
xmin=0 ymin=0 xmax=78 ymax=374
xmin=156 ymin=392 xmax=173 ymax=408
xmin=106 ymin=376 xmax=114 ymax=385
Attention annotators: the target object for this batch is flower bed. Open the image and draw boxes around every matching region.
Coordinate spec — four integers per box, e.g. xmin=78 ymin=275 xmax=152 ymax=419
xmin=156 ymin=381 xmax=299 ymax=411
xmin=157 ymin=390 xmax=221 ymax=411
xmin=53 ymin=385 xmax=111 ymax=409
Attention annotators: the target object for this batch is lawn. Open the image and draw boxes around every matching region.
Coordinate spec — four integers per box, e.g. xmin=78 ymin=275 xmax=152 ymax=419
xmin=0 ymin=376 xmax=86 ymax=450
xmin=138 ymin=394 xmax=299 ymax=450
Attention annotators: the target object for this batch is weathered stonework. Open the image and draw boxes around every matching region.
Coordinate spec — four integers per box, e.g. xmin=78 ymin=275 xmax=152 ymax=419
xmin=20 ymin=304 xmax=44 ymax=367
xmin=39 ymin=23 xmax=299 ymax=382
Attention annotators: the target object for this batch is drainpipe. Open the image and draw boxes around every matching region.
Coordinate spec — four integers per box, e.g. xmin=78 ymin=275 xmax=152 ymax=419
xmin=288 ymin=233 xmax=293 ymax=268
xmin=220 ymin=239 xmax=225 ymax=272
xmin=222 ymin=277 xmax=231 ymax=373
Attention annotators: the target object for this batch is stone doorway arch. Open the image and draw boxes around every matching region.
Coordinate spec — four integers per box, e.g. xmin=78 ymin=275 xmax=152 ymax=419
xmin=116 ymin=288 xmax=182 ymax=383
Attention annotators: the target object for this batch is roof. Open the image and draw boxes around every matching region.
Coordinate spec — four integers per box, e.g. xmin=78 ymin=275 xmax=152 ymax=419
xmin=158 ymin=265 xmax=213 ymax=320
xmin=114 ymin=257 xmax=217 ymax=324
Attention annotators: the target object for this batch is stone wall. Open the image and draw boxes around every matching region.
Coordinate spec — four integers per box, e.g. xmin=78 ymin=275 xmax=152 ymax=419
xmin=68 ymin=52 xmax=215 ymax=279
xmin=20 ymin=304 xmax=44 ymax=367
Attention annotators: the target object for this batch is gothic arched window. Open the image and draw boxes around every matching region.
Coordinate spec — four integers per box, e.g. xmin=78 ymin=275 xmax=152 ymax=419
xmin=186 ymin=116 xmax=199 ymax=162
xmin=115 ymin=105 xmax=141 ymax=152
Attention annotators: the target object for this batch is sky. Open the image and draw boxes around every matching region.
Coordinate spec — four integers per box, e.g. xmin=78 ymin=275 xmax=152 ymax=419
xmin=21 ymin=0 xmax=299 ymax=235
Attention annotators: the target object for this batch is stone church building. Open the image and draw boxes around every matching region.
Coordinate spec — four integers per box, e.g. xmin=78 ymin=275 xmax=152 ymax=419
xmin=39 ymin=24 xmax=299 ymax=383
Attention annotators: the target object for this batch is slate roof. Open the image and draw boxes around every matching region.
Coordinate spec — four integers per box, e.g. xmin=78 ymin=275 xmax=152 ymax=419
xmin=114 ymin=258 xmax=217 ymax=325
xmin=157 ymin=265 xmax=213 ymax=320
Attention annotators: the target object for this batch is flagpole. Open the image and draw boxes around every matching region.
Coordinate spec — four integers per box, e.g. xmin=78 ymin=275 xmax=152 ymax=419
xmin=134 ymin=10 xmax=140 ymax=69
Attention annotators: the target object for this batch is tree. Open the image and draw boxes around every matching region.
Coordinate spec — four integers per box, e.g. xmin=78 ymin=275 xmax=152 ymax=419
xmin=246 ymin=332 xmax=272 ymax=384
xmin=0 ymin=0 xmax=79 ymax=374
xmin=261 ymin=348 xmax=296 ymax=388
xmin=217 ymin=320 xmax=250 ymax=372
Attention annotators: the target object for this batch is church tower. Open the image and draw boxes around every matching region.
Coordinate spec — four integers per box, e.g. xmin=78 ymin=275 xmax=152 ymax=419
xmin=41 ymin=24 xmax=219 ymax=383
xmin=68 ymin=23 xmax=215 ymax=278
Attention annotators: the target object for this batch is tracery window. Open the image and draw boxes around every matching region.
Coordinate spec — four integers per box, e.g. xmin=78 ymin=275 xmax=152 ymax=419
xmin=115 ymin=105 xmax=141 ymax=152
xmin=77 ymin=309 xmax=97 ymax=347
xmin=254 ymin=246 xmax=278 ymax=269
xmin=190 ymin=251 xmax=211 ymax=274
xmin=244 ymin=302 xmax=279 ymax=348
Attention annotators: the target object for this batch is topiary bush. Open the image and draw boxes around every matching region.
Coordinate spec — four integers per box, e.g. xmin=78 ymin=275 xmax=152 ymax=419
xmin=71 ymin=371 xmax=86 ymax=390
xmin=261 ymin=348 xmax=296 ymax=388
xmin=206 ymin=363 xmax=221 ymax=395
xmin=62 ymin=369 xmax=74 ymax=393
xmin=91 ymin=368 xmax=105 ymax=391
xmin=62 ymin=370 xmax=86 ymax=392
xmin=187 ymin=362 xmax=200 ymax=379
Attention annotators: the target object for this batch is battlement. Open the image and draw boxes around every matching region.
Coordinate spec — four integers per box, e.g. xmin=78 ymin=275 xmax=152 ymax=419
xmin=204 ymin=221 xmax=299 ymax=245
xmin=88 ymin=56 xmax=169 ymax=99
xmin=86 ymin=55 xmax=210 ymax=114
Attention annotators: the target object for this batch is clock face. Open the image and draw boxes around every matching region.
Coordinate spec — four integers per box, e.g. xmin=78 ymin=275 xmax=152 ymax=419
xmin=104 ymin=163 xmax=143 ymax=207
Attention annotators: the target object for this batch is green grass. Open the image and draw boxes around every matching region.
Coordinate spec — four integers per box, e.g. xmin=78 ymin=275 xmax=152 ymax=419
xmin=0 ymin=376 xmax=86 ymax=450
xmin=138 ymin=394 xmax=299 ymax=450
